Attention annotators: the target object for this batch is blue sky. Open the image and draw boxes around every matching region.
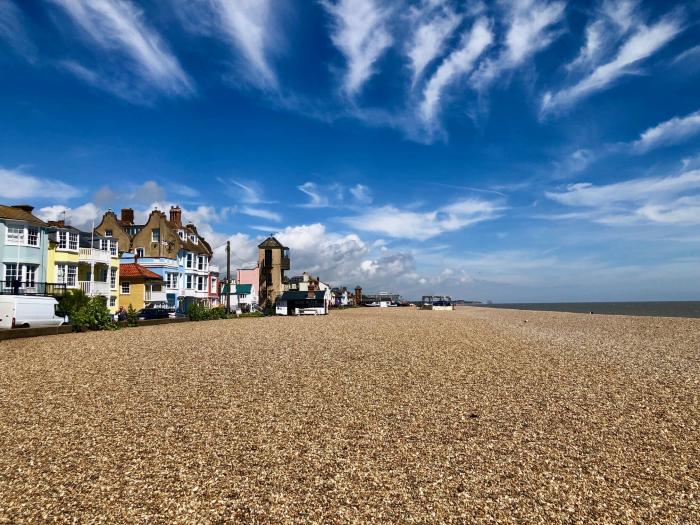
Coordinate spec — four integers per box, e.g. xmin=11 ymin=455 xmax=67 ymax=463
xmin=1 ymin=0 xmax=699 ymax=302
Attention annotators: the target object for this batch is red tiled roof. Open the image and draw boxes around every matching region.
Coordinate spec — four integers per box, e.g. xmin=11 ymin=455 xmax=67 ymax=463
xmin=119 ymin=263 xmax=162 ymax=280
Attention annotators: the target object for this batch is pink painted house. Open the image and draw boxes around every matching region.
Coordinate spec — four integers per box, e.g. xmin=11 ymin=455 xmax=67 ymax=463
xmin=236 ymin=265 xmax=260 ymax=304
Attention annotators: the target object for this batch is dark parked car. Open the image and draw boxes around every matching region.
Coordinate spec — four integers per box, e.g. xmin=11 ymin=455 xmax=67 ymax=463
xmin=138 ymin=305 xmax=172 ymax=320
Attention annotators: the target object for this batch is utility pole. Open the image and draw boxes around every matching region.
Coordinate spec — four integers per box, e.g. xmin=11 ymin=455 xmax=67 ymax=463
xmin=226 ymin=240 xmax=231 ymax=313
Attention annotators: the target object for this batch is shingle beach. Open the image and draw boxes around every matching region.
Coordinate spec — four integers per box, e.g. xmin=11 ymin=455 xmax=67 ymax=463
xmin=1 ymin=307 xmax=698 ymax=523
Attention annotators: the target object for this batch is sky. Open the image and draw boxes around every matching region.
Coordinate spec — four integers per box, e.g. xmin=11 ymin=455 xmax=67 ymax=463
xmin=1 ymin=0 xmax=699 ymax=302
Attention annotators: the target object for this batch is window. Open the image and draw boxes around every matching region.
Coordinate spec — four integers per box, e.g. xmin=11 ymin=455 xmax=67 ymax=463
xmin=109 ymin=296 xmax=116 ymax=307
xmin=56 ymin=264 xmax=76 ymax=286
xmin=110 ymin=268 xmax=117 ymax=289
xmin=151 ymin=228 xmax=160 ymax=242
xmin=56 ymin=264 xmax=65 ymax=284
xmin=197 ymin=276 xmax=206 ymax=291
xmin=186 ymin=253 xmax=194 ymax=269
xmin=121 ymin=281 xmax=130 ymax=294
xmin=110 ymin=241 xmax=117 ymax=256
xmin=67 ymin=266 xmax=77 ymax=287
xmin=197 ymin=256 xmax=205 ymax=271
xmin=58 ymin=231 xmax=67 ymax=249
xmin=68 ymin=233 xmax=78 ymax=251
xmin=178 ymin=230 xmax=185 ymax=240
xmin=27 ymin=227 xmax=38 ymax=246
xmin=266 ymin=273 xmax=272 ymax=285
xmin=4 ymin=263 xmax=18 ymax=285
xmin=264 ymin=249 xmax=272 ymax=267
xmin=186 ymin=274 xmax=193 ymax=289
xmin=6 ymin=226 xmax=23 ymax=244
xmin=25 ymin=266 xmax=36 ymax=286
xmin=135 ymin=248 xmax=144 ymax=258
xmin=166 ymin=273 xmax=178 ymax=289
xmin=105 ymin=229 xmax=113 ymax=237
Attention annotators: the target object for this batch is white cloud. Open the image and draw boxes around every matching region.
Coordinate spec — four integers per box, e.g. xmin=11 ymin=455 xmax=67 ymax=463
xmin=420 ymin=17 xmax=493 ymax=125
xmin=297 ymin=182 xmax=331 ymax=208
xmin=0 ymin=167 xmax=81 ymax=200
xmin=0 ymin=0 xmax=36 ymax=60
xmin=631 ymin=110 xmax=700 ymax=153
xmin=241 ymin=206 xmax=281 ymax=222
xmin=546 ymin=169 xmax=700 ymax=225
xmin=171 ymin=183 xmax=200 ymax=198
xmin=50 ymin=0 xmax=193 ymax=101
xmin=36 ymin=203 xmax=100 ymax=230
xmin=322 ymin=0 xmax=393 ymax=96
xmin=175 ymin=0 xmax=278 ymax=88
xmin=406 ymin=2 xmax=462 ymax=85
xmin=349 ymin=184 xmax=372 ymax=205
xmin=343 ymin=197 xmax=502 ymax=240
xmin=546 ymin=170 xmax=700 ymax=207
xmin=541 ymin=12 xmax=683 ymax=115
xmin=471 ymin=0 xmax=566 ymax=90
xmin=226 ymin=180 xmax=272 ymax=204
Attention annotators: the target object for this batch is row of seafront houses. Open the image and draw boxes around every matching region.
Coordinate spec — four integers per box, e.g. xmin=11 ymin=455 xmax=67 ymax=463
xmin=0 ymin=204 xmax=363 ymax=315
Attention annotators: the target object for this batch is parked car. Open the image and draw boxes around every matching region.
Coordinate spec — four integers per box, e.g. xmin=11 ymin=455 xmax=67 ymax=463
xmin=137 ymin=304 xmax=173 ymax=320
xmin=0 ymin=295 xmax=67 ymax=329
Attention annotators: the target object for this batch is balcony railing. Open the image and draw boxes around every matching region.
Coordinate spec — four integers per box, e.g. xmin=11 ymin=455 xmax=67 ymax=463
xmin=0 ymin=281 xmax=67 ymax=296
xmin=79 ymin=247 xmax=111 ymax=265
xmin=145 ymin=289 xmax=167 ymax=302
xmin=79 ymin=280 xmax=110 ymax=296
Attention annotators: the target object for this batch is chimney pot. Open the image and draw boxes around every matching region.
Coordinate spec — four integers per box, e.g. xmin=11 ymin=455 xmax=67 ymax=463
xmin=121 ymin=208 xmax=134 ymax=224
xmin=169 ymin=205 xmax=182 ymax=226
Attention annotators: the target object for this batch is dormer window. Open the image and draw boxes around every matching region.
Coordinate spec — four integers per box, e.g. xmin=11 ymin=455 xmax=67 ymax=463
xmin=105 ymin=229 xmax=113 ymax=237
xmin=178 ymin=230 xmax=185 ymax=240
xmin=189 ymin=234 xmax=197 ymax=244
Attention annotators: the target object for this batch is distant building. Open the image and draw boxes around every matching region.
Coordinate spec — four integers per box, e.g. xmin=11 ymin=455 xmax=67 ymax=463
xmin=354 ymin=286 xmax=362 ymax=305
xmin=236 ymin=265 xmax=260 ymax=304
xmin=95 ymin=206 xmax=218 ymax=312
xmin=118 ymin=263 xmax=165 ymax=310
xmin=0 ymin=204 xmax=51 ymax=295
xmin=276 ymin=290 xmax=328 ymax=316
xmin=258 ymin=236 xmax=289 ymax=309
xmin=46 ymin=220 xmax=120 ymax=312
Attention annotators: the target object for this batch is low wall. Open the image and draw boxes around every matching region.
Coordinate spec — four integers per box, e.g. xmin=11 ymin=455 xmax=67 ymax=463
xmin=0 ymin=317 xmax=191 ymax=342
xmin=0 ymin=325 xmax=73 ymax=341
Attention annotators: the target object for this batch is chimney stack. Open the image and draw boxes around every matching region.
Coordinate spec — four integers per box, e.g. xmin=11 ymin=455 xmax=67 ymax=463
xmin=47 ymin=219 xmax=66 ymax=227
xmin=12 ymin=204 xmax=34 ymax=213
xmin=307 ymin=281 xmax=316 ymax=300
xmin=169 ymin=205 xmax=182 ymax=226
xmin=121 ymin=208 xmax=134 ymax=224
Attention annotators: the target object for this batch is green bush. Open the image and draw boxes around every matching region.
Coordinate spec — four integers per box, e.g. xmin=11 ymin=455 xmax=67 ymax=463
xmin=71 ymin=296 xmax=116 ymax=332
xmin=209 ymin=306 xmax=227 ymax=320
xmin=126 ymin=304 xmax=139 ymax=327
xmin=188 ymin=302 xmax=209 ymax=321
xmin=58 ymin=289 xmax=90 ymax=320
xmin=239 ymin=311 xmax=264 ymax=318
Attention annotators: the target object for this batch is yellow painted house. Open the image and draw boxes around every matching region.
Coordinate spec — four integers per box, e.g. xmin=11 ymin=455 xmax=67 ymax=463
xmin=118 ymin=262 xmax=164 ymax=311
xmin=46 ymin=221 xmax=120 ymax=313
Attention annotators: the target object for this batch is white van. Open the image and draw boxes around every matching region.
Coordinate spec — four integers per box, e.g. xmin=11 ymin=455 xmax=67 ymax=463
xmin=0 ymin=296 xmax=67 ymax=330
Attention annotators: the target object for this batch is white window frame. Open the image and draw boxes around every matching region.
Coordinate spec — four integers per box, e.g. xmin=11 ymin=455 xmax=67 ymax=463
xmin=109 ymin=296 xmax=116 ymax=307
xmin=57 ymin=231 xmax=67 ymax=250
xmin=186 ymin=253 xmax=194 ymax=269
xmin=151 ymin=229 xmax=160 ymax=243
xmin=26 ymin=227 xmax=39 ymax=246
xmin=109 ymin=241 xmax=117 ymax=256
xmin=135 ymin=248 xmax=144 ymax=258
xmin=66 ymin=266 xmax=77 ymax=287
xmin=186 ymin=274 xmax=193 ymax=289
xmin=121 ymin=281 xmax=130 ymax=294
xmin=110 ymin=268 xmax=117 ymax=289
xmin=197 ymin=276 xmax=206 ymax=291
xmin=5 ymin=225 xmax=24 ymax=245
xmin=104 ymin=229 xmax=113 ymax=237
xmin=166 ymin=273 xmax=178 ymax=289
xmin=4 ymin=263 xmax=19 ymax=284
xmin=68 ymin=232 xmax=78 ymax=251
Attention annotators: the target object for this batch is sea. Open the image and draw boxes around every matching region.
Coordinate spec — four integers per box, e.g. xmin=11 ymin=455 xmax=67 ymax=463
xmin=473 ymin=301 xmax=700 ymax=319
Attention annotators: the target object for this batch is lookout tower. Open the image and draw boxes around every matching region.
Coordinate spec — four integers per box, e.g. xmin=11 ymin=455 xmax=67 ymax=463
xmin=258 ymin=236 xmax=290 ymax=308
